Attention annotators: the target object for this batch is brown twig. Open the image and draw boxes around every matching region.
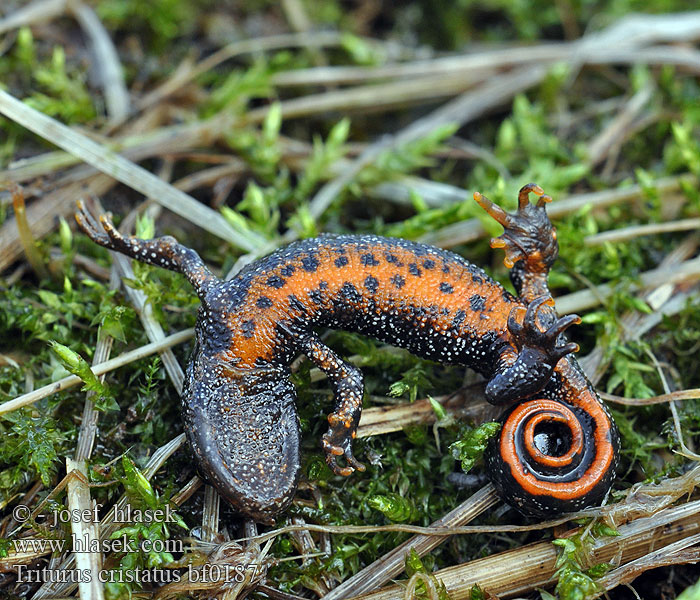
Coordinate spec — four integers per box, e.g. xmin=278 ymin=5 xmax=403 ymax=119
xmin=346 ymin=499 xmax=700 ymax=600
xmin=601 ymin=388 xmax=700 ymax=406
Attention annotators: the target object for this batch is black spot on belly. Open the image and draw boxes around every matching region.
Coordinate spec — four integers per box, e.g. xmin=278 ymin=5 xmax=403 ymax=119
xmin=280 ymin=264 xmax=295 ymax=277
xmin=301 ymin=256 xmax=319 ymax=272
xmin=341 ymin=282 xmax=361 ymax=303
xmin=385 ymin=253 xmax=404 ymax=267
xmin=335 ymin=256 xmax=349 ymax=268
xmin=364 ymin=276 xmax=379 ymax=293
xmin=361 ymin=253 xmax=380 ymax=266
xmin=442 ymin=264 xmax=450 ymax=274
xmin=408 ymin=263 xmax=422 ymax=277
xmin=391 ymin=274 xmax=405 ymax=289
xmin=440 ymin=282 xmax=454 ymax=294
xmin=469 ymin=294 xmax=486 ymax=312
xmin=319 ymin=280 xmax=329 ymax=290
xmin=256 ymin=296 xmax=273 ymax=309
xmin=266 ymin=275 xmax=286 ymax=288
xmin=423 ymin=259 xmax=436 ymax=270
xmin=288 ymin=294 xmax=306 ymax=312
xmin=241 ymin=320 xmax=256 ymax=338
xmin=452 ymin=310 xmax=466 ymax=328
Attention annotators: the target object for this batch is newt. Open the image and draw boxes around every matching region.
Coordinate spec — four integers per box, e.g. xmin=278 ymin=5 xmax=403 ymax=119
xmin=75 ymin=184 xmax=618 ymax=520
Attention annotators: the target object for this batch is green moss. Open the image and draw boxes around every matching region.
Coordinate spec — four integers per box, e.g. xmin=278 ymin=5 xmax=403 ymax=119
xmin=0 ymin=28 xmax=95 ymax=128
xmin=552 ymin=524 xmax=618 ymax=600
xmin=96 ymin=0 xmax=207 ymax=51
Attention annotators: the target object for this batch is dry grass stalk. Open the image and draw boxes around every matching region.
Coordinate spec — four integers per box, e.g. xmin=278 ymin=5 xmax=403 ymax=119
xmin=584 ymin=218 xmax=700 ymax=246
xmin=602 ymin=388 xmax=700 ymax=406
xmin=74 ymin=272 xmax=117 ymax=461
xmin=68 ymin=1 xmax=129 ymax=124
xmin=356 ymin=390 xmax=489 ymax=439
xmin=347 ymin=498 xmax=700 ymax=599
xmin=0 ymin=329 xmax=194 ymax=415
xmin=586 ymin=83 xmax=655 ymax=167
xmin=0 ymin=0 xmax=66 ymax=34
xmin=271 ymin=12 xmax=700 ymax=88
xmin=555 ymin=255 xmax=700 ymax=315
xmin=0 ymin=90 xmax=259 ymax=249
xmin=322 ymin=486 xmax=499 ymax=600
xmin=200 ymin=485 xmax=221 ymax=545
xmin=64 ymin=459 xmax=104 ymax=600
xmin=593 ymin=533 xmax=700 ymax=597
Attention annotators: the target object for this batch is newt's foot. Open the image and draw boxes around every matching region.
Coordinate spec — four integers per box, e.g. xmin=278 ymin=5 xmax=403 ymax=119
xmin=508 ymin=295 xmax=580 ymax=365
xmin=75 ymin=199 xmax=124 ymax=250
xmin=484 ymin=295 xmax=580 ymax=405
xmin=76 ymin=199 xmax=215 ymax=296
xmin=474 ymin=183 xmax=558 ymax=271
xmin=322 ymin=421 xmax=365 ymax=476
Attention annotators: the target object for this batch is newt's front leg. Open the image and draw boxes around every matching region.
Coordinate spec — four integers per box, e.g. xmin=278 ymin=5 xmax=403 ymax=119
xmin=75 ymin=199 xmax=217 ymax=299
xmin=476 ymin=185 xmax=580 ymax=405
xmin=474 ymin=183 xmax=558 ymax=303
xmin=485 ymin=296 xmax=580 ymax=405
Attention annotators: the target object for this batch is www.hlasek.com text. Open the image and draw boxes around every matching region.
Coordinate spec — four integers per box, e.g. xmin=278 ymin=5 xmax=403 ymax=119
xmin=13 ymin=534 xmax=183 ymax=555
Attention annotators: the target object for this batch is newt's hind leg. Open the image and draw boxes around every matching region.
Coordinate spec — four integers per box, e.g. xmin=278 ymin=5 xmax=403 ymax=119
xmin=300 ymin=334 xmax=366 ymax=476
xmin=75 ymin=199 xmax=217 ymax=298
xmin=486 ymin=296 xmax=581 ymax=405
xmin=474 ymin=183 xmax=557 ymax=303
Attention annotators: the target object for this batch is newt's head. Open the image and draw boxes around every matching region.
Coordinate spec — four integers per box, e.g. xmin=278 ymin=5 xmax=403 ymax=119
xmin=182 ymin=349 xmax=301 ymax=522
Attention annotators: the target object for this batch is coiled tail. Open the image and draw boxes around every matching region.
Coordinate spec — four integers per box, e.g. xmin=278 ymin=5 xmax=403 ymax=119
xmin=485 ymin=386 xmax=619 ymax=516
